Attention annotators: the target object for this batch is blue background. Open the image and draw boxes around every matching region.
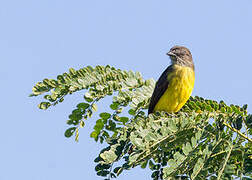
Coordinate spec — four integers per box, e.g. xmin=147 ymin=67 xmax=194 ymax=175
xmin=1 ymin=0 xmax=252 ymax=179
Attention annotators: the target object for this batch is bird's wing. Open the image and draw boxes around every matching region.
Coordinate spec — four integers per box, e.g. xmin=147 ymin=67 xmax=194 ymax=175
xmin=148 ymin=65 xmax=174 ymax=114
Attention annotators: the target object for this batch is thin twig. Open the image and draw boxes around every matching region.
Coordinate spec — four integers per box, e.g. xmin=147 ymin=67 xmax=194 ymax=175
xmin=217 ymin=142 xmax=233 ymax=180
xmin=203 ymin=112 xmax=252 ymax=143
xmin=223 ymin=122 xmax=252 ymax=143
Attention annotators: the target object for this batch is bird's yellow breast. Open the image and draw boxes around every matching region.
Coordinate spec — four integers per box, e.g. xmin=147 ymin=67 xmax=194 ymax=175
xmin=154 ymin=65 xmax=195 ymax=113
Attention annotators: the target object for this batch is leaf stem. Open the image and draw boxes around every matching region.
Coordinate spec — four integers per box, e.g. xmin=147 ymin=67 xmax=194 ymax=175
xmin=223 ymin=121 xmax=252 ymax=143
xmin=217 ymin=142 xmax=233 ymax=180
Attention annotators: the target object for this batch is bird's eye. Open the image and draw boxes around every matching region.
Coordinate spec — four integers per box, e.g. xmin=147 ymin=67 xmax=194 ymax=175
xmin=173 ymin=49 xmax=178 ymax=54
xmin=171 ymin=49 xmax=176 ymax=53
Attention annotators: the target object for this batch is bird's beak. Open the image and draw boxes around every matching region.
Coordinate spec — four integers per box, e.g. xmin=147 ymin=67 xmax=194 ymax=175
xmin=167 ymin=51 xmax=175 ymax=56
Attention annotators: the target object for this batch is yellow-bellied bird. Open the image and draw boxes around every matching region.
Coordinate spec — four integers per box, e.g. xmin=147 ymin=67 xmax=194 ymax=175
xmin=148 ymin=46 xmax=195 ymax=114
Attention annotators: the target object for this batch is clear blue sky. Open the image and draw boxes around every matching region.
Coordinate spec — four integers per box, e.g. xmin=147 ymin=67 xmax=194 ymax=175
xmin=1 ymin=0 xmax=252 ymax=179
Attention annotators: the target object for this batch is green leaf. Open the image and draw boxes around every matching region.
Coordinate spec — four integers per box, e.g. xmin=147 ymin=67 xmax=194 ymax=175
xmin=94 ymin=119 xmax=104 ymax=132
xmin=59 ymin=97 xmax=64 ymax=102
xmin=128 ymin=109 xmax=136 ymax=115
xmin=102 ymin=131 xmax=109 ymax=138
xmin=64 ymin=127 xmax=76 ymax=138
xmin=120 ymin=117 xmax=129 ymax=124
xmin=95 ymin=163 xmax=110 ymax=171
xmin=168 ymin=119 xmax=177 ymax=132
xmin=183 ymin=142 xmax=192 ymax=156
xmin=242 ymin=104 xmax=248 ymax=111
xmin=113 ymin=115 xmax=120 ymax=121
xmin=57 ymin=75 xmax=65 ymax=83
xmin=191 ymin=157 xmax=204 ymax=179
xmin=151 ymin=171 xmax=159 ymax=179
xmin=131 ymin=137 xmax=143 ymax=148
xmin=149 ymin=160 xmax=155 ymax=170
xmin=97 ymin=170 xmax=110 ymax=177
xmin=246 ymin=114 xmax=252 ymax=128
xmin=100 ymin=112 xmax=111 ymax=120
xmin=84 ymin=92 xmax=93 ymax=102
xmin=174 ymin=152 xmax=186 ymax=164
xmin=100 ymin=150 xmax=117 ymax=164
xmin=116 ymin=107 xmax=123 ymax=113
xmin=38 ymin=102 xmax=51 ymax=110
xmin=233 ymin=116 xmax=243 ymax=130
xmin=224 ymin=164 xmax=236 ymax=174
xmin=191 ymin=136 xmax=197 ymax=147
xmin=106 ymin=120 xmax=116 ymax=131
xmin=90 ymin=131 xmax=98 ymax=139
xmin=163 ymin=159 xmax=177 ymax=177
xmin=77 ymin=102 xmax=90 ymax=110
xmin=140 ymin=160 xmax=148 ymax=169
xmin=220 ymin=107 xmax=226 ymax=113
xmin=195 ymin=131 xmax=202 ymax=140
xmin=68 ymin=110 xmax=82 ymax=124
xmin=110 ymin=102 xmax=120 ymax=110
xmin=69 ymin=67 xmax=76 ymax=76
xmin=168 ymin=159 xmax=177 ymax=168
xmin=145 ymin=132 xmax=158 ymax=141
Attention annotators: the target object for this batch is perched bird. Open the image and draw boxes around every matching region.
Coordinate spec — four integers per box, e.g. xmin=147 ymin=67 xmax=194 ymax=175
xmin=148 ymin=46 xmax=195 ymax=114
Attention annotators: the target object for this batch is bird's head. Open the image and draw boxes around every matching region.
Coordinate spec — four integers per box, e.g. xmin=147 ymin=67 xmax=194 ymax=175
xmin=167 ymin=46 xmax=194 ymax=68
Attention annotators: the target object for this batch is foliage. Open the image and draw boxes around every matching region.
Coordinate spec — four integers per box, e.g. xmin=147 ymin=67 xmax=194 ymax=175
xmin=30 ymin=65 xmax=252 ymax=179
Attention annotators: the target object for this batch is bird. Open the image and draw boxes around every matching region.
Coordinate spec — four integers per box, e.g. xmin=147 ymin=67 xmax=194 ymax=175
xmin=148 ymin=46 xmax=195 ymax=114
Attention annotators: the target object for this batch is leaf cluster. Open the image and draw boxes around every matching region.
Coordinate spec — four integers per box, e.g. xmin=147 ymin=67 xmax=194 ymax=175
xmin=31 ymin=65 xmax=252 ymax=179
